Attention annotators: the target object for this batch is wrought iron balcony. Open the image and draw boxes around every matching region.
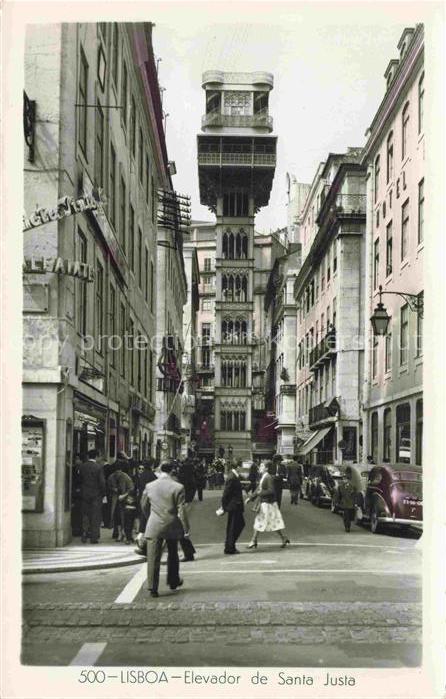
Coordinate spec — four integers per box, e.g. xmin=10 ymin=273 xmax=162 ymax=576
xmin=309 ymin=402 xmax=331 ymax=426
xmin=317 ymin=188 xmax=366 ymax=222
xmin=201 ymin=112 xmax=273 ymax=131
xmin=198 ymin=150 xmax=276 ymax=167
xmin=309 ymin=328 xmax=336 ymax=371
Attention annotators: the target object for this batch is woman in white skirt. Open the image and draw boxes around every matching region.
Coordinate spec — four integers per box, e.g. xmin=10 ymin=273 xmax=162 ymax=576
xmin=245 ymin=461 xmax=290 ymax=549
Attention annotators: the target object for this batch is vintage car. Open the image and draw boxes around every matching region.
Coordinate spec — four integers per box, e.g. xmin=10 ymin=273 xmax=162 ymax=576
xmin=331 ymin=464 xmax=372 ymax=515
xmin=363 ymin=464 xmax=423 ymax=533
xmin=307 ymin=464 xmax=343 ymax=507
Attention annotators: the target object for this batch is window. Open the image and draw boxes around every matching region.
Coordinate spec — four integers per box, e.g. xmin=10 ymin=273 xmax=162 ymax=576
xmin=120 ymin=303 xmax=126 ymax=377
xmin=129 ymin=318 xmax=135 ymax=385
xmin=149 ymin=350 xmax=154 ymax=402
xmin=223 ymin=191 xmax=249 ymax=217
xmin=121 ymin=61 xmax=128 ymax=127
xmin=112 ymin=24 xmax=119 ymax=87
xmin=119 ymin=176 xmax=126 ymax=253
xmin=130 ymin=96 xmax=136 ymax=157
xmin=332 ymin=297 xmax=337 ymax=329
xmin=139 ymin=127 xmax=144 ymax=183
xmin=151 ymin=176 xmax=157 ymax=224
xmin=321 ymin=259 xmax=325 ymax=292
xmin=376 ymin=209 xmax=380 ymax=228
xmin=150 ymin=261 xmax=154 ymax=313
xmin=109 ymin=285 xmax=116 ymax=367
xmin=374 ymin=155 xmax=380 ymax=202
xmin=109 ymin=143 xmax=116 ymax=226
xmin=418 ymin=72 xmax=424 ymax=134
xmin=416 ymin=292 xmax=423 ymax=356
xmin=386 ymin=131 xmax=394 ymax=183
xmin=371 ymin=412 xmax=379 ymax=464
xmin=402 ymin=102 xmax=410 ymax=160
xmin=396 ymin=403 xmax=411 ymax=463
xmin=144 ymin=247 xmax=149 ymax=302
xmin=94 ymin=105 xmax=104 ymax=187
xmin=401 ymin=199 xmax=409 ymax=260
xmin=129 ymin=204 xmax=135 ymax=272
xmin=386 ymin=221 xmax=393 ymax=276
xmin=333 ymin=243 xmax=337 ymax=273
xmin=400 ymin=304 xmax=409 ymax=365
xmin=202 ymin=299 xmax=211 ymax=311
xmin=78 ymin=47 xmax=88 ymax=155
xmin=224 ymin=91 xmax=250 ymax=116
xmin=418 ymin=179 xmax=424 ymax=244
xmin=385 ymin=330 xmax=392 ymax=373
xmin=331 ymin=357 xmax=336 ymax=395
xmin=144 ymin=349 xmax=148 ymax=398
xmin=383 ymin=408 xmax=392 ymax=462
xmin=372 ymin=335 xmax=378 ymax=379
xmin=203 ymin=258 xmax=211 ymax=272
xmin=138 ymin=227 xmax=142 ymax=289
xmin=137 ymin=331 xmax=142 ymax=394
xmin=373 ymin=238 xmax=379 ymax=289
xmin=145 ymin=155 xmax=150 ymax=204
xmin=96 ymin=261 xmax=104 ymax=352
xmin=416 ymin=399 xmax=423 ymax=464
xmin=76 ymin=229 xmax=87 ymax=335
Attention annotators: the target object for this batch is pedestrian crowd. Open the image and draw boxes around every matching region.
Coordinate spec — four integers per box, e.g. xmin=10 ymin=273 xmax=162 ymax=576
xmin=75 ymin=450 xmax=362 ymax=597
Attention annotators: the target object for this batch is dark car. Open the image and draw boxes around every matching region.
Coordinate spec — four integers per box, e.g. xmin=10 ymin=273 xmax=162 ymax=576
xmin=308 ymin=465 xmax=342 ymax=507
xmin=363 ymin=464 xmax=423 ymax=534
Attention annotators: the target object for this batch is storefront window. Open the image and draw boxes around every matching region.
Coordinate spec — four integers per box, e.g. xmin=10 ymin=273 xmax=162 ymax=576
xmin=383 ymin=408 xmax=392 ymax=462
xmin=371 ymin=412 xmax=379 ymax=464
xmin=22 ymin=417 xmax=45 ymax=512
xmin=416 ymin=399 xmax=423 ymax=465
xmin=396 ymin=403 xmax=411 ymax=463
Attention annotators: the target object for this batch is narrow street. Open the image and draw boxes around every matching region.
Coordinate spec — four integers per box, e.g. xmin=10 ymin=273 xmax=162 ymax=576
xmin=22 ymin=490 xmax=421 ymax=668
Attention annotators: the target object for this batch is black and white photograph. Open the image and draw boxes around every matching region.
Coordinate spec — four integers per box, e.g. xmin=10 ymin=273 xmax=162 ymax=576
xmin=1 ymin=1 xmax=445 ymax=697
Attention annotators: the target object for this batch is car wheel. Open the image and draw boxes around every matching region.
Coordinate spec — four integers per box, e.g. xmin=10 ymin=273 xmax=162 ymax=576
xmin=370 ymin=507 xmax=381 ymax=534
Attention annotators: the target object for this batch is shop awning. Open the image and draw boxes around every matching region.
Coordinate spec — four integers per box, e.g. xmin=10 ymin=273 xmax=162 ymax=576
xmin=298 ymin=426 xmax=332 ymax=456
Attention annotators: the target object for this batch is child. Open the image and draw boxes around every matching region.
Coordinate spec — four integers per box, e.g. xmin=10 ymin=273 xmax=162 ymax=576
xmin=123 ymin=491 xmax=137 ymax=544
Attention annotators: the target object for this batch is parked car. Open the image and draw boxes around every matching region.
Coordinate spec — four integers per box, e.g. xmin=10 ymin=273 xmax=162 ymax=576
xmin=308 ymin=465 xmax=342 ymax=507
xmin=363 ymin=464 xmax=423 ymax=534
xmin=331 ymin=464 xmax=372 ymax=515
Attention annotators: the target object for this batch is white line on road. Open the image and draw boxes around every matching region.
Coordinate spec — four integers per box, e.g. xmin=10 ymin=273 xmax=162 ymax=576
xmin=70 ymin=642 xmax=107 ymax=666
xmin=114 ymin=564 xmax=146 ymax=604
xmin=181 ymin=568 xmax=420 ymax=575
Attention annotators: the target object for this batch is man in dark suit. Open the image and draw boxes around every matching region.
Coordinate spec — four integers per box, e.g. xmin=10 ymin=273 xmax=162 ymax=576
xmin=78 ymin=449 xmax=106 ymax=544
xmin=221 ymin=460 xmax=245 ymax=554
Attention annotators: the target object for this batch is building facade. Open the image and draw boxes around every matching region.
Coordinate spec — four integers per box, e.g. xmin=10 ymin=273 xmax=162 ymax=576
xmin=196 ymin=71 xmax=277 ymax=461
xmin=22 ymin=22 xmax=169 ymax=547
xmin=361 ymin=25 xmax=424 ymax=466
xmin=294 ymin=150 xmax=366 ymax=466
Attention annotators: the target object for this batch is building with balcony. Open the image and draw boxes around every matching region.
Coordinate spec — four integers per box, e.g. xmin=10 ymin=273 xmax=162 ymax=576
xmin=294 ymin=150 xmax=366 ymax=466
xmin=155 ymin=187 xmax=190 ymax=461
xmin=264 ymin=241 xmax=302 ymax=456
xmin=361 ymin=25 xmax=424 ymax=466
xmin=22 ymin=22 xmax=168 ymax=547
xmin=197 ymin=71 xmax=277 ymax=461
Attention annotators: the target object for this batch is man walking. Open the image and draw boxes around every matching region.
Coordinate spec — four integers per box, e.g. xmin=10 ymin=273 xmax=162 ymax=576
xmin=338 ymin=467 xmax=357 ymax=532
xmin=78 ymin=449 xmax=106 ymax=544
xmin=287 ymin=459 xmax=302 ymax=505
xmin=108 ymin=459 xmax=134 ymax=542
xmin=221 ymin=460 xmax=245 ymax=554
xmin=141 ymin=462 xmax=190 ymax=598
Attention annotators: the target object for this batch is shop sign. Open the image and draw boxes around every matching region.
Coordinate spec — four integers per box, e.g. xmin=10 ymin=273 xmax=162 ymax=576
xmin=23 ymin=193 xmax=103 ymax=232
xmin=23 ymin=256 xmax=95 ymax=281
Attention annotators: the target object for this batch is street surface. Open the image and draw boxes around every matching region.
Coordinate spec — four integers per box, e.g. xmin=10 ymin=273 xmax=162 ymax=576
xmin=22 ymin=490 xmax=421 ymax=668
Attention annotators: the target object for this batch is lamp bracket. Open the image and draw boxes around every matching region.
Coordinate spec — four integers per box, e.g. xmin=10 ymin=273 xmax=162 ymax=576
xmin=378 ymin=285 xmax=423 ymax=318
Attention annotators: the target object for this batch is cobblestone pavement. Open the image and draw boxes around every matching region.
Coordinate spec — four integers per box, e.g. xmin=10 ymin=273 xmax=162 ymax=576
xmin=23 ymin=601 xmax=421 ymax=646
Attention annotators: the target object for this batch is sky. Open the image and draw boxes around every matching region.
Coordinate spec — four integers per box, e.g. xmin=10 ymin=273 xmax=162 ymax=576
xmin=150 ymin=2 xmax=429 ymax=233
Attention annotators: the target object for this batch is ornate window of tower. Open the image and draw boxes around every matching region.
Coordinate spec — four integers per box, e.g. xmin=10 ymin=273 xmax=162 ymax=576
xmin=222 ymin=228 xmax=248 ymax=259
xmin=223 ymin=91 xmax=251 ymax=116
xmin=221 ymin=318 xmax=248 ymax=345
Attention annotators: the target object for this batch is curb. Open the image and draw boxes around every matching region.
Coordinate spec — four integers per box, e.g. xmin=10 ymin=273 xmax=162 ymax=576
xmin=23 ymin=555 xmax=146 ymax=575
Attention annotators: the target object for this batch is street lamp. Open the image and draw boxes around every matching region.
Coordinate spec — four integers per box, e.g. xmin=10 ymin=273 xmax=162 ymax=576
xmin=370 ymin=285 xmax=424 ymax=337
